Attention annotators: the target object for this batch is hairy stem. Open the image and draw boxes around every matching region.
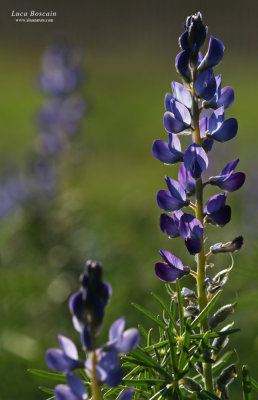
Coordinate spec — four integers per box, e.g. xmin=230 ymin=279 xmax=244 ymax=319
xmin=192 ymin=69 xmax=214 ymax=393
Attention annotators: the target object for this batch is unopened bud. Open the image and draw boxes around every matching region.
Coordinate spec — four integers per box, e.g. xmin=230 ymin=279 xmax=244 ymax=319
xmin=209 ymin=303 xmax=237 ymax=330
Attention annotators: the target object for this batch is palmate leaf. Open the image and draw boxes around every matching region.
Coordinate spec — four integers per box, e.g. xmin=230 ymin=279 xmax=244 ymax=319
xmin=28 ymin=368 xmax=66 ymax=383
xmin=125 ymin=348 xmax=172 ymax=379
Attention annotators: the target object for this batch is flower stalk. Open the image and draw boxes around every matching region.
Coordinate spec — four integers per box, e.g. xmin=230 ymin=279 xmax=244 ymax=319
xmin=192 ymin=68 xmax=213 ymax=393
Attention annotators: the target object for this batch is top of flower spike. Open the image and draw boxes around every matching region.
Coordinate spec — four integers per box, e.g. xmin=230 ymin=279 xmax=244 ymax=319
xmin=179 ymin=12 xmax=207 ymax=66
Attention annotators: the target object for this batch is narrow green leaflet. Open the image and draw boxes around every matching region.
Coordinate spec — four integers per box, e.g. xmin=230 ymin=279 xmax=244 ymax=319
xmin=38 ymin=386 xmax=55 ymax=395
xmin=191 ymin=290 xmax=223 ymax=330
xmin=132 ymin=303 xmax=166 ymax=330
xmin=166 ymin=327 xmax=179 ymax=378
xmin=176 ymin=279 xmax=184 ymax=335
xmin=151 ymin=292 xmax=179 ymax=334
xmin=178 ymin=318 xmax=192 ymax=373
xmin=27 ymin=369 xmax=66 ymax=383
xmin=126 ymin=348 xmax=171 ymax=379
xmin=212 ymin=351 xmax=234 ymax=375
xmin=122 ymin=379 xmax=168 ymax=387
xmin=250 ymin=377 xmax=258 ymax=391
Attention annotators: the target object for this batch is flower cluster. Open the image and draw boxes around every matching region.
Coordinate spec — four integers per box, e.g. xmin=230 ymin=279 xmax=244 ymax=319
xmin=152 ymin=12 xmax=245 ymax=282
xmin=46 ymin=260 xmax=140 ymax=399
xmin=0 ymin=45 xmax=86 ymax=219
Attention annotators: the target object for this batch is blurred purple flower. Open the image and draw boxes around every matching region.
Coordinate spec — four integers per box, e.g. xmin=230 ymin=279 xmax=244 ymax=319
xmin=55 ymin=373 xmax=87 ymax=400
xmin=39 ymin=45 xmax=82 ymax=96
xmin=46 ymin=335 xmax=84 ymax=373
xmin=69 ymin=261 xmax=111 ymax=336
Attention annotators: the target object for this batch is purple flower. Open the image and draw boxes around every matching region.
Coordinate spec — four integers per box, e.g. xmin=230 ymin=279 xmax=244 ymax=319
xmin=118 ymin=388 xmax=134 ymax=400
xmin=207 ymin=106 xmax=238 ymax=142
xmin=198 ymin=36 xmax=225 ymax=72
xmin=159 ymin=210 xmax=183 ymax=238
xmin=204 ymin=193 xmax=231 ymax=227
xmin=178 ymin=163 xmax=196 ymax=196
xmin=194 ymin=69 xmax=216 ymax=101
xmin=160 ymin=210 xmax=203 ymax=255
xmin=171 ymin=81 xmax=193 ymax=108
xmin=209 ymin=159 xmax=245 ymax=191
xmin=104 ymin=317 xmax=140 ymax=354
xmin=55 ymin=373 xmax=87 ymax=400
xmin=46 ymin=335 xmax=84 ymax=373
xmin=184 ymin=143 xmax=209 ymax=179
xmin=164 ymin=98 xmax=191 ymax=134
xmin=157 ymin=176 xmax=190 ymax=212
xmin=39 ymin=45 xmax=82 ymax=96
xmin=69 ymin=261 xmax=111 ymax=335
xmin=199 ymin=117 xmax=214 ymax=152
xmin=85 ymin=318 xmax=139 ymax=387
xmin=152 ymin=134 xmax=184 ymax=165
xmin=179 ymin=12 xmax=207 ymax=66
xmin=86 ymin=350 xmax=122 ymax=387
xmin=175 ymin=50 xmax=192 ymax=83
xmin=155 ymin=250 xmax=190 ymax=282
xmin=206 ymin=75 xmax=234 ymax=109
xmin=178 ymin=213 xmax=204 ymax=254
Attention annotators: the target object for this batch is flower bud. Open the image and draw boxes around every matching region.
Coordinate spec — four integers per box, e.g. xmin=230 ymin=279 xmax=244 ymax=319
xmin=179 ymin=377 xmax=202 ymax=393
xmin=209 ymin=303 xmax=237 ymax=330
xmin=210 ymin=236 xmax=243 ymax=254
xmin=212 ymin=323 xmax=233 ymax=356
xmin=217 ymin=364 xmax=237 ymax=395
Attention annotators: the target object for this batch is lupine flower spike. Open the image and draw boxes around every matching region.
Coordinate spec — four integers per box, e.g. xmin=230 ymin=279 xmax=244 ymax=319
xmin=151 ymin=11 xmax=248 ymax=398
xmin=46 ymin=260 xmax=139 ymax=400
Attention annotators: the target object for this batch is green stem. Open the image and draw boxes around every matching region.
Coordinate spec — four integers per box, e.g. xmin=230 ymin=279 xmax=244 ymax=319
xmin=92 ymin=349 xmax=99 ymax=400
xmin=91 ymin=333 xmax=99 ymax=400
xmin=192 ymin=69 xmax=214 ymax=393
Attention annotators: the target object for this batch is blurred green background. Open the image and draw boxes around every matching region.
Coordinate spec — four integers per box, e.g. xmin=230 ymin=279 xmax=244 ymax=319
xmin=0 ymin=0 xmax=258 ymax=398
